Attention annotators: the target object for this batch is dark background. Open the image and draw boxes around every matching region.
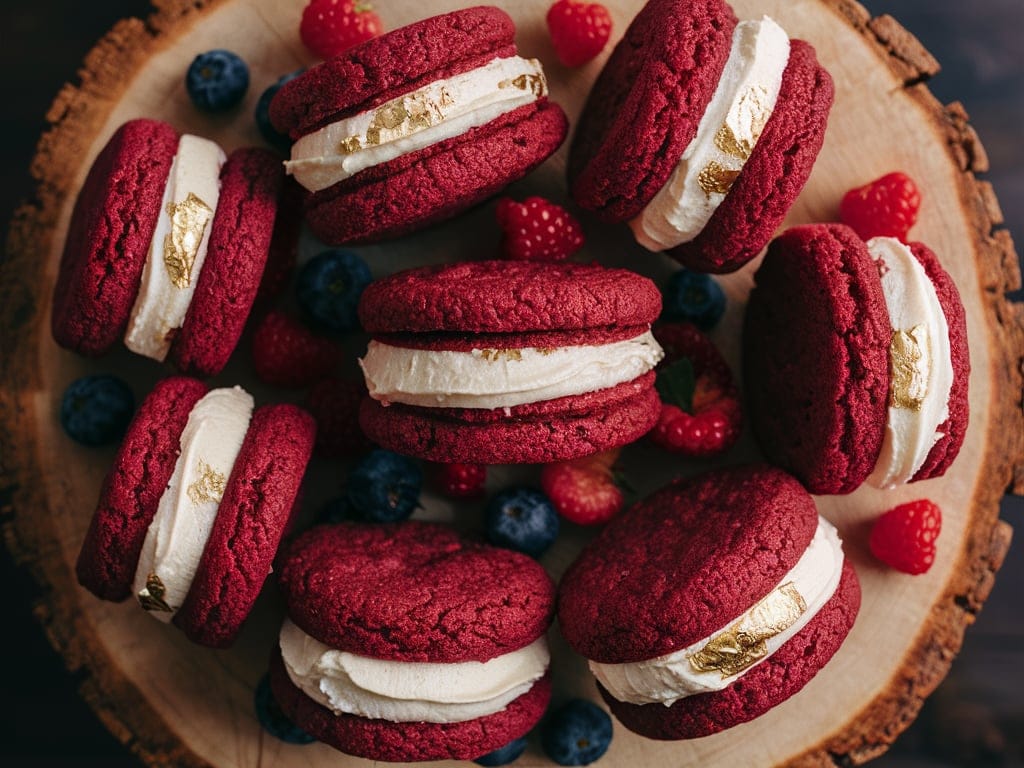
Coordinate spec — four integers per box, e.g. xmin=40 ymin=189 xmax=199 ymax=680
xmin=1 ymin=1 xmax=1021 ymax=766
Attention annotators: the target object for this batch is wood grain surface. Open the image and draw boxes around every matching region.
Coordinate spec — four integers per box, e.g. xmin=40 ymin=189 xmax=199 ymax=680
xmin=1 ymin=0 xmax=1021 ymax=766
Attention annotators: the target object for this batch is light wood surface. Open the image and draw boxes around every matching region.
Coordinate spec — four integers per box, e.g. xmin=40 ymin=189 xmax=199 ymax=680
xmin=1 ymin=0 xmax=1022 ymax=766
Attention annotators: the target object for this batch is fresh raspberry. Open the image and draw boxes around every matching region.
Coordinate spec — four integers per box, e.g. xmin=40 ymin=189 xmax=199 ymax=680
xmin=300 ymin=0 xmax=383 ymax=60
xmin=433 ymin=463 xmax=487 ymax=499
xmin=304 ymin=377 xmax=370 ymax=457
xmin=546 ymin=0 xmax=613 ymax=67
xmin=650 ymin=322 xmax=742 ymax=458
xmin=495 ymin=196 xmax=585 ymax=262
xmin=540 ymin=449 xmax=624 ymax=526
xmin=869 ymin=499 xmax=942 ymax=575
xmin=251 ymin=310 xmax=341 ymax=388
xmin=839 ymin=171 xmax=921 ymax=241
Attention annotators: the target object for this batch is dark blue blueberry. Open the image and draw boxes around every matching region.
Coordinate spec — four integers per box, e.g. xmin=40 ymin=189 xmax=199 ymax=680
xmin=254 ymin=69 xmax=304 ymax=152
xmin=296 ymin=250 xmax=373 ymax=333
xmin=60 ymin=375 xmax=135 ymax=446
xmin=541 ymin=700 xmax=613 ymax=766
xmin=484 ymin=488 xmax=559 ymax=558
xmin=253 ymin=674 xmax=315 ymax=745
xmin=346 ymin=449 xmax=423 ymax=523
xmin=186 ymin=49 xmax=250 ymax=112
xmin=475 ymin=736 xmax=529 ymax=766
xmin=661 ymin=269 xmax=726 ymax=330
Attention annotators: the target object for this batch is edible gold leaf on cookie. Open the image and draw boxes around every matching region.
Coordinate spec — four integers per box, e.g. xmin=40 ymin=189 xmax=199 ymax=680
xmin=890 ymin=325 xmax=930 ymax=411
xmin=698 ymin=161 xmax=741 ymax=197
xmin=337 ymin=136 xmax=362 ymax=155
xmin=715 ymin=86 xmax=770 ymax=161
xmin=187 ymin=459 xmax=227 ymax=505
xmin=478 ymin=348 xmax=523 ymax=362
xmin=163 ymin=192 xmax=213 ymax=289
xmin=366 ymin=91 xmax=449 ymax=146
xmin=688 ymin=582 xmax=807 ymax=678
xmin=499 ymin=70 xmax=547 ymax=98
xmin=138 ymin=573 xmax=173 ymax=613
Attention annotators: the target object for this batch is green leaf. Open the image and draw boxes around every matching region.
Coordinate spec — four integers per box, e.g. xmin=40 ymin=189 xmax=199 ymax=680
xmin=656 ymin=358 xmax=696 ymax=413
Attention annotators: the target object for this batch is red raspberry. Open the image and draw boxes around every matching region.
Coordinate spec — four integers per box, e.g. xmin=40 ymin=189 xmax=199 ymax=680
xmin=251 ymin=310 xmax=341 ymax=388
xmin=839 ymin=171 xmax=921 ymax=242
xmin=649 ymin=322 xmax=742 ymax=458
xmin=433 ymin=463 xmax=487 ymax=499
xmin=300 ymin=0 xmax=383 ymax=60
xmin=546 ymin=0 xmax=613 ymax=67
xmin=540 ymin=448 xmax=624 ymax=526
xmin=869 ymin=499 xmax=942 ymax=575
xmin=304 ymin=377 xmax=370 ymax=457
xmin=495 ymin=196 xmax=584 ymax=262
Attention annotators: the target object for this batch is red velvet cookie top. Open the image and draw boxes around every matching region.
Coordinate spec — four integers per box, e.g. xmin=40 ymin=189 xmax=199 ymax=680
xmin=358 ymin=260 xmax=661 ymax=334
xmin=278 ymin=521 xmax=555 ymax=663
xmin=568 ymin=0 xmax=737 ymax=222
xmin=557 ymin=465 xmax=818 ymax=664
xmin=270 ymin=6 xmax=517 ymax=138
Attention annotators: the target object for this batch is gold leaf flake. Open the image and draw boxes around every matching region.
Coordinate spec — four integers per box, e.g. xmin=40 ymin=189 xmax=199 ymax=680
xmin=534 ymin=347 xmax=556 ymax=356
xmin=714 ymin=124 xmax=755 ymax=162
xmin=688 ymin=582 xmax=807 ymax=678
xmin=499 ymin=71 xmax=547 ymax=97
xmin=138 ymin=573 xmax=173 ymax=613
xmin=698 ymin=161 xmax=741 ymax=197
xmin=890 ymin=325 xmax=930 ymax=411
xmin=163 ymin=192 xmax=213 ymax=289
xmin=338 ymin=136 xmax=362 ymax=154
xmin=187 ymin=459 xmax=227 ymax=505
xmin=478 ymin=348 xmax=523 ymax=362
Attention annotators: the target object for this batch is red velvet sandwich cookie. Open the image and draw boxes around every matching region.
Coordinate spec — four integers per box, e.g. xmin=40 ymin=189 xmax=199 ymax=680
xmin=356 ymin=260 xmax=664 ymax=464
xmin=75 ymin=376 xmax=315 ymax=647
xmin=268 ymin=6 xmax=568 ymax=244
xmin=558 ymin=464 xmax=860 ymax=740
xmin=568 ymin=0 xmax=833 ymax=274
xmin=52 ymin=118 xmax=285 ymax=376
xmin=743 ymin=224 xmax=970 ymax=495
xmin=270 ymin=521 xmax=554 ymax=762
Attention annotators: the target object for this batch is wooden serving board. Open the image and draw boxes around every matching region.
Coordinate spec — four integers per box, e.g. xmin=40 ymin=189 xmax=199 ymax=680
xmin=2 ymin=0 xmax=1022 ymax=765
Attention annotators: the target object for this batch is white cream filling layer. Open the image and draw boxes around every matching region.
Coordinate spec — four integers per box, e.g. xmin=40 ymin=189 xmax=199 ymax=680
xmin=630 ymin=17 xmax=790 ymax=252
xmin=591 ymin=517 xmax=844 ymax=706
xmin=124 ymin=134 xmax=225 ymax=362
xmin=286 ymin=56 xmax=548 ymax=193
xmin=279 ymin=619 xmax=549 ymax=723
xmin=359 ymin=330 xmax=664 ymax=410
xmin=133 ymin=387 xmax=253 ymax=621
xmin=867 ymin=237 xmax=955 ymax=488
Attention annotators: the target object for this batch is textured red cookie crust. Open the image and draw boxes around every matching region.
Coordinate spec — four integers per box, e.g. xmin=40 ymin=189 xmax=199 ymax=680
xmin=303 ymin=100 xmax=568 ymax=244
xmin=170 ymin=148 xmax=284 ymax=377
xmin=75 ymin=376 xmax=208 ymax=601
xmin=174 ymin=404 xmax=315 ymax=648
xmin=278 ymin=521 xmax=555 ymax=662
xmin=907 ymin=241 xmax=970 ymax=481
xmin=743 ymin=224 xmax=891 ymax=495
xmin=601 ymin=560 xmax=861 ymax=739
xmin=51 ymin=119 xmax=178 ymax=355
xmin=558 ymin=465 xmax=819 ymax=663
xmin=669 ymin=40 xmax=835 ymax=273
xmin=568 ymin=0 xmax=737 ymax=222
xmin=269 ymin=6 xmax=517 ymax=138
xmin=269 ymin=652 xmax=552 ymax=762
xmin=359 ymin=376 xmax=660 ymax=464
xmin=358 ymin=260 xmax=661 ymax=334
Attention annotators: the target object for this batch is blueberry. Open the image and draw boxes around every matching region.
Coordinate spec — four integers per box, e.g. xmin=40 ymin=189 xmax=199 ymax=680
xmin=346 ymin=449 xmax=423 ymax=522
xmin=296 ymin=250 xmax=373 ymax=333
xmin=475 ymin=736 xmax=529 ymax=766
xmin=541 ymin=700 xmax=613 ymax=766
xmin=662 ymin=269 xmax=726 ymax=330
xmin=60 ymin=375 xmax=135 ymax=446
xmin=186 ymin=49 xmax=250 ymax=112
xmin=254 ymin=69 xmax=304 ymax=152
xmin=253 ymin=674 xmax=315 ymax=745
xmin=485 ymin=488 xmax=559 ymax=557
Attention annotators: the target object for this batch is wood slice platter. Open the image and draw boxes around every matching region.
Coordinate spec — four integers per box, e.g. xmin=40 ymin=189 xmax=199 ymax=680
xmin=2 ymin=0 xmax=1023 ymax=766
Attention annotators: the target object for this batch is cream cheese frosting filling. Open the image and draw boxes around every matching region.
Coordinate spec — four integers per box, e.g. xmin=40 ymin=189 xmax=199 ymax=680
xmin=279 ymin=619 xmax=550 ymax=723
xmin=124 ymin=134 xmax=226 ymax=361
xmin=286 ymin=55 xmax=548 ymax=193
xmin=359 ymin=330 xmax=664 ymax=409
xmin=630 ymin=17 xmax=790 ymax=252
xmin=591 ymin=516 xmax=844 ymax=706
xmin=133 ymin=387 xmax=253 ymax=621
xmin=867 ymin=237 xmax=955 ymax=488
